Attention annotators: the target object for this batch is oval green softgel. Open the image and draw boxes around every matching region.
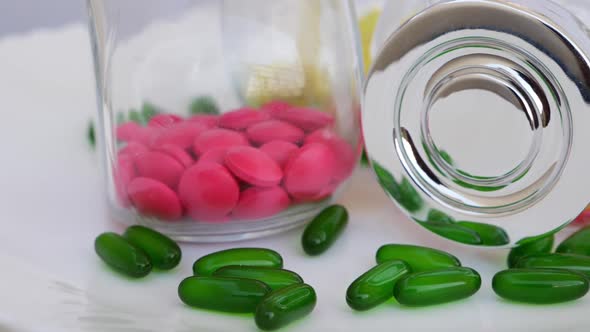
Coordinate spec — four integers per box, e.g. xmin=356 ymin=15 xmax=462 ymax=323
xmin=178 ymin=276 xmax=271 ymax=313
xmin=455 ymin=221 xmax=510 ymax=246
xmin=421 ymin=222 xmax=482 ymax=245
xmin=213 ymin=266 xmax=303 ymax=291
xmin=255 ymin=283 xmax=317 ymax=331
xmin=346 ymin=260 xmax=410 ymax=311
xmin=94 ymin=232 xmax=152 ymax=278
xmin=516 ymin=253 xmax=590 ymax=277
xmin=556 ymin=226 xmax=590 ymax=256
xmin=189 ymin=96 xmax=219 ymax=115
xmin=393 ymin=267 xmax=481 ymax=306
xmin=123 ymin=225 xmax=181 ymax=270
xmin=302 ymin=205 xmax=348 ymax=256
xmin=427 ymin=209 xmax=455 ymax=224
xmin=492 ymin=269 xmax=589 ymax=304
xmin=376 ymin=244 xmax=461 ymax=272
xmin=193 ymin=248 xmax=283 ymax=276
xmin=508 ymin=234 xmax=554 ymax=268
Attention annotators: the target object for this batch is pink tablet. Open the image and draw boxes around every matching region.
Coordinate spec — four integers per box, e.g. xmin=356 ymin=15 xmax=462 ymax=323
xmin=127 ymin=177 xmax=183 ymax=220
xmin=178 ymin=162 xmax=240 ymax=221
xmin=224 ymin=146 xmax=283 ymax=187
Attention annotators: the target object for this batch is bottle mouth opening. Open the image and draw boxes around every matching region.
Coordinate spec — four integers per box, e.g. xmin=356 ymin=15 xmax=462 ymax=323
xmin=363 ymin=0 xmax=590 ymax=247
xmin=394 ymin=37 xmax=571 ymax=216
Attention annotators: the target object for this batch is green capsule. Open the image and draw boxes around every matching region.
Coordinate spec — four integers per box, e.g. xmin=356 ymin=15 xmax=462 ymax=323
xmin=508 ymin=234 xmax=554 ymax=268
xmin=420 ymin=222 xmax=482 ymax=245
xmin=178 ymin=276 xmax=271 ymax=313
xmin=394 ymin=267 xmax=481 ymax=306
xmin=141 ymin=102 xmax=159 ymax=122
xmin=87 ymin=121 xmax=95 ymax=148
xmin=427 ymin=209 xmax=455 ymax=224
xmin=556 ymin=226 xmax=590 ymax=256
xmin=346 ymin=260 xmax=410 ymax=311
xmin=255 ymin=284 xmax=317 ymax=331
xmin=492 ymin=269 xmax=589 ymax=304
xmin=360 ymin=149 xmax=369 ymax=167
xmin=213 ymin=266 xmax=303 ymax=291
xmin=123 ymin=225 xmax=181 ymax=270
xmin=455 ymin=221 xmax=510 ymax=246
xmin=302 ymin=205 xmax=348 ymax=256
xmin=372 ymin=162 xmax=423 ymax=212
xmin=193 ymin=248 xmax=283 ymax=276
xmin=94 ymin=232 xmax=152 ymax=278
xmin=376 ymin=244 xmax=461 ymax=272
xmin=128 ymin=109 xmax=143 ymax=124
xmin=515 ymin=253 xmax=590 ymax=277
xmin=189 ymin=96 xmax=220 ymax=115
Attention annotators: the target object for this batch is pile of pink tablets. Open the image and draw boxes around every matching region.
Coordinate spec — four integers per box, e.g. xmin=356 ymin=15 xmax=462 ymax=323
xmin=114 ymin=101 xmax=359 ymax=222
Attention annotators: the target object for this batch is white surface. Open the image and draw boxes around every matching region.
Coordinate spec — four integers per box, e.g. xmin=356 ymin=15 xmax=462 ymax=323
xmin=0 ymin=24 xmax=589 ymax=332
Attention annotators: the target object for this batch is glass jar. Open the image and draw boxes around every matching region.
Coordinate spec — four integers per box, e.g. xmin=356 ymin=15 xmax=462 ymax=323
xmin=88 ymin=0 xmax=363 ymax=242
xmin=364 ymin=0 xmax=590 ymax=247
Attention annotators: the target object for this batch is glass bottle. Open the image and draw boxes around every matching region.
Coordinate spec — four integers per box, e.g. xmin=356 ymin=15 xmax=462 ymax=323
xmin=87 ymin=0 xmax=363 ymax=242
xmin=365 ymin=0 xmax=590 ymax=246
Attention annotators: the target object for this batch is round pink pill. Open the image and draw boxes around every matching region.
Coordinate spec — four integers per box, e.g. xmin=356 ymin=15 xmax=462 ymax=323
xmin=178 ymin=162 xmax=240 ymax=221
xmin=187 ymin=114 xmax=219 ymax=128
xmin=283 ymin=142 xmax=337 ymax=200
xmin=270 ymin=107 xmax=334 ymax=132
xmin=153 ymin=144 xmax=194 ymax=168
xmin=114 ymin=155 xmax=136 ymax=207
xmin=197 ymin=147 xmax=229 ymax=165
xmin=193 ymin=128 xmax=249 ymax=156
xmin=261 ymin=100 xmax=291 ymax=114
xmin=218 ymin=108 xmax=270 ymax=130
xmin=118 ymin=142 xmax=148 ymax=158
xmin=147 ymin=114 xmax=184 ymax=128
xmin=232 ymin=186 xmax=291 ymax=220
xmin=246 ymin=120 xmax=305 ymax=146
xmin=135 ymin=151 xmax=185 ymax=188
xmin=296 ymin=181 xmax=340 ymax=203
xmin=151 ymin=122 xmax=208 ymax=149
xmin=306 ymin=128 xmax=357 ymax=181
xmin=127 ymin=177 xmax=182 ymax=221
xmin=259 ymin=141 xmax=299 ymax=168
xmin=224 ymin=146 xmax=283 ymax=187
xmin=116 ymin=122 xmax=154 ymax=145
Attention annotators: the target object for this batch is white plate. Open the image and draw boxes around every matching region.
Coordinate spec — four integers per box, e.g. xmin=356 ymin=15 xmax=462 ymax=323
xmin=0 ymin=23 xmax=589 ymax=332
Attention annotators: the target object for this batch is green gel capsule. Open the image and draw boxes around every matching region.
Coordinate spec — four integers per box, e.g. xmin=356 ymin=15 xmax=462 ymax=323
xmin=123 ymin=225 xmax=181 ymax=270
xmin=128 ymin=109 xmax=143 ymax=124
xmin=190 ymin=96 xmax=220 ymax=115
xmin=420 ymin=222 xmax=482 ymax=245
xmin=213 ymin=266 xmax=303 ymax=291
xmin=94 ymin=232 xmax=152 ymax=278
xmin=193 ymin=248 xmax=283 ymax=276
xmin=372 ymin=163 xmax=423 ymax=212
xmin=346 ymin=260 xmax=410 ymax=311
xmin=376 ymin=244 xmax=461 ymax=272
xmin=255 ymin=284 xmax=317 ymax=331
xmin=508 ymin=234 xmax=554 ymax=268
xmin=427 ymin=209 xmax=455 ymax=224
xmin=455 ymin=221 xmax=510 ymax=246
xmin=87 ymin=121 xmax=95 ymax=148
xmin=556 ymin=226 xmax=590 ymax=256
xmin=492 ymin=269 xmax=589 ymax=304
xmin=516 ymin=253 xmax=590 ymax=277
xmin=302 ymin=205 xmax=348 ymax=256
xmin=178 ymin=276 xmax=271 ymax=313
xmin=141 ymin=102 xmax=159 ymax=122
xmin=393 ymin=267 xmax=481 ymax=306
xmin=360 ymin=149 xmax=369 ymax=167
